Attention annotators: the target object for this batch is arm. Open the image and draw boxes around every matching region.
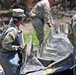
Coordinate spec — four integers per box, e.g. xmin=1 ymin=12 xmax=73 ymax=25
xmin=43 ymin=2 xmax=54 ymax=27
xmin=2 ymin=27 xmax=19 ymax=51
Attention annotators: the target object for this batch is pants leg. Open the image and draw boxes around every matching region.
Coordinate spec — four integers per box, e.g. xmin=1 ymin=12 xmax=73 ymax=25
xmin=31 ymin=17 xmax=44 ymax=45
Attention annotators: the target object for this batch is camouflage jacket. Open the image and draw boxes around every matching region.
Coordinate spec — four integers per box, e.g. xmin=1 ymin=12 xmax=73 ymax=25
xmin=29 ymin=0 xmax=54 ymax=25
xmin=1 ymin=22 xmax=24 ymax=51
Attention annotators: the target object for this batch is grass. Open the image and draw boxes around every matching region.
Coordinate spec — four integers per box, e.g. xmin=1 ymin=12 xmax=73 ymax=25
xmin=23 ymin=27 xmax=50 ymax=50
xmin=23 ymin=30 xmax=38 ymax=50
xmin=23 ymin=30 xmax=38 ymax=44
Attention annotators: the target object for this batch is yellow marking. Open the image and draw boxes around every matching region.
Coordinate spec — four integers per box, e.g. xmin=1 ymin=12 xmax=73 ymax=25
xmin=42 ymin=68 xmax=53 ymax=75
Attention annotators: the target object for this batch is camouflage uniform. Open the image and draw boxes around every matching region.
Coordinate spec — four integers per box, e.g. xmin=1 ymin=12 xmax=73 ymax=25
xmin=1 ymin=23 xmax=24 ymax=51
xmin=29 ymin=0 xmax=54 ymax=45
xmin=0 ymin=8 xmax=25 ymax=75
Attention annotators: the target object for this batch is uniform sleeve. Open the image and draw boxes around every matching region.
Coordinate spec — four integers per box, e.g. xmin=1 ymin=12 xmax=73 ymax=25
xmin=2 ymin=28 xmax=19 ymax=51
xmin=43 ymin=3 xmax=54 ymax=25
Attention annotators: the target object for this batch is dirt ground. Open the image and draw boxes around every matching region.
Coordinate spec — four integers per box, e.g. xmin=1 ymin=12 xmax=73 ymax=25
xmin=0 ymin=9 xmax=76 ymax=34
xmin=20 ymin=21 xmax=34 ymax=33
xmin=0 ymin=16 xmax=72 ymax=34
xmin=20 ymin=16 xmax=72 ymax=34
xmin=20 ymin=10 xmax=76 ymax=34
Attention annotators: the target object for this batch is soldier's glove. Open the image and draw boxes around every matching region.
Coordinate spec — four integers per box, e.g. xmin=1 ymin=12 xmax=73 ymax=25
xmin=19 ymin=45 xmax=27 ymax=52
xmin=18 ymin=46 xmax=24 ymax=51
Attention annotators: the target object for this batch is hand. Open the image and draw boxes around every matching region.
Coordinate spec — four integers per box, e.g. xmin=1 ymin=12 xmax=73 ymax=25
xmin=18 ymin=46 xmax=24 ymax=51
xmin=48 ymin=23 xmax=54 ymax=28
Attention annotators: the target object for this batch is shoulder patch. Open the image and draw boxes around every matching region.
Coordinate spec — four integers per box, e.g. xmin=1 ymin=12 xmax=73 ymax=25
xmin=10 ymin=31 xmax=16 ymax=40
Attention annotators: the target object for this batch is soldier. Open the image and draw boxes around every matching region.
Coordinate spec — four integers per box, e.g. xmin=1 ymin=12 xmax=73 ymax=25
xmin=0 ymin=8 xmax=26 ymax=75
xmin=29 ymin=0 xmax=54 ymax=45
